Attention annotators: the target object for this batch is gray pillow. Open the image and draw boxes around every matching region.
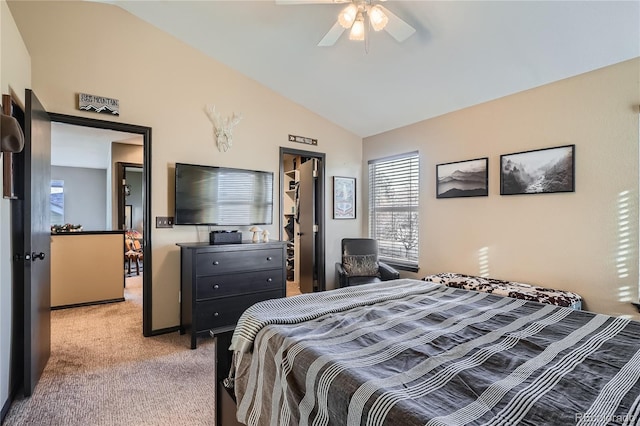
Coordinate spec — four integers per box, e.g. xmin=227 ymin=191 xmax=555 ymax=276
xmin=343 ymin=254 xmax=379 ymax=277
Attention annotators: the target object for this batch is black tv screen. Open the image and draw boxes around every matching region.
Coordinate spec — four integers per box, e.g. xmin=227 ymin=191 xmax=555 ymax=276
xmin=174 ymin=163 xmax=273 ymax=226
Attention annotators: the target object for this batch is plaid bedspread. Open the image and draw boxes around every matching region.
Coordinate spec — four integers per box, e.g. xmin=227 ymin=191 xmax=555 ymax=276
xmin=230 ymin=279 xmax=640 ymax=426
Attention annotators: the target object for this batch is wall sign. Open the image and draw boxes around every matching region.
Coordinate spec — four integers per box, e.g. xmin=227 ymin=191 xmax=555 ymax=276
xmin=288 ymin=134 xmax=317 ymax=146
xmin=78 ymin=93 xmax=119 ymax=116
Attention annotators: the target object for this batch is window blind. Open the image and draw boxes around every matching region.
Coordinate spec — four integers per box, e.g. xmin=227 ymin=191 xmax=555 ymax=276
xmin=368 ymin=151 xmax=419 ymax=267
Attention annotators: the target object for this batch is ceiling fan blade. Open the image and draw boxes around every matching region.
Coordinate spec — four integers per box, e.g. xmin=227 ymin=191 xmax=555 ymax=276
xmin=275 ymin=0 xmax=349 ymax=4
xmin=317 ymin=21 xmax=346 ymax=47
xmin=378 ymin=5 xmax=416 ymax=42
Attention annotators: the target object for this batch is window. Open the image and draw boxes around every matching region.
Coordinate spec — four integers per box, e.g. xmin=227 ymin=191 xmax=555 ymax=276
xmin=368 ymin=151 xmax=419 ymax=270
xmin=50 ymin=179 xmax=64 ymax=226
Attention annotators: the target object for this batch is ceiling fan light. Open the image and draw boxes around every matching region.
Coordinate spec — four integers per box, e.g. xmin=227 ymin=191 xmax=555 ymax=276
xmin=338 ymin=4 xmax=358 ymax=29
xmin=369 ymin=5 xmax=388 ymax=31
xmin=349 ymin=16 xmax=365 ymax=41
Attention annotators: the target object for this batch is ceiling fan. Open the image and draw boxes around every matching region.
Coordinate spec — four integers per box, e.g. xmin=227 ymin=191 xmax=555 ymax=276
xmin=276 ymin=0 xmax=416 ymax=47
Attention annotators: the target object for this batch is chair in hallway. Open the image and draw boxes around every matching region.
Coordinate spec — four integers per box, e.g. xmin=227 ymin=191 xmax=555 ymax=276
xmin=124 ymin=238 xmax=142 ymax=276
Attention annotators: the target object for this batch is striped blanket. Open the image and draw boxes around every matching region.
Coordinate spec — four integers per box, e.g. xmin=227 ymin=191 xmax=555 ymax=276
xmin=230 ymin=279 xmax=640 ymax=426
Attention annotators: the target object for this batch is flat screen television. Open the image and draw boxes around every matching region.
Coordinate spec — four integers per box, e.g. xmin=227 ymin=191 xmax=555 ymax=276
xmin=174 ymin=163 xmax=273 ymax=226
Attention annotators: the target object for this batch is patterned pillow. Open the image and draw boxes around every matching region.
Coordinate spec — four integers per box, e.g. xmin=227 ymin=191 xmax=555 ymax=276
xmin=343 ymin=254 xmax=379 ymax=277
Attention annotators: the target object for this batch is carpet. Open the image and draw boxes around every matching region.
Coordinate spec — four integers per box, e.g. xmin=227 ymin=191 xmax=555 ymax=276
xmin=3 ymin=276 xmax=216 ymax=426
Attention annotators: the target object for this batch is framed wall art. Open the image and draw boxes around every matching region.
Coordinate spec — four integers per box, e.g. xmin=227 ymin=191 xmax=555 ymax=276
xmin=436 ymin=157 xmax=488 ymax=198
xmin=333 ymin=176 xmax=356 ymax=219
xmin=500 ymin=144 xmax=575 ymax=195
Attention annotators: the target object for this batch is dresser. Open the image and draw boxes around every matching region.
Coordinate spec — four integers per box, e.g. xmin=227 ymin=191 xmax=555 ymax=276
xmin=177 ymin=241 xmax=286 ymax=349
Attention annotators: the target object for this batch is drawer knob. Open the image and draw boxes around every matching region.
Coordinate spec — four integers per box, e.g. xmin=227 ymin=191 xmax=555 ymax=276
xmin=267 ymin=278 xmax=273 ymax=283
xmin=213 ymin=261 xmax=219 ymax=265
xmin=213 ymin=312 xmax=219 ymax=317
xmin=267 ymin=256 xmax=273 ymax=261
xmin=213 ymin=284 xmax=219 ymax=289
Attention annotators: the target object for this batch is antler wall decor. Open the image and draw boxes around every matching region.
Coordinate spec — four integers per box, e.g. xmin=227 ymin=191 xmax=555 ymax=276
xmin=204 ymin=105 xmax=243 ymax=152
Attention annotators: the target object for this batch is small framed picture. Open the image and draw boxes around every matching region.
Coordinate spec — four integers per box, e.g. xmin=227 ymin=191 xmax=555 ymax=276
xmin=500 ymin=145 xmax=575 ymax=195
xmin=436 ymin=157 xmax=488 ymax=198
xmin=333 ymin=176 xmax=356 ymax=219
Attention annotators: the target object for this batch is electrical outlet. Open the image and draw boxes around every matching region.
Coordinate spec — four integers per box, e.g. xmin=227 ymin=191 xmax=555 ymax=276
xmin=156 ymin=216 xmax=174 ymax=228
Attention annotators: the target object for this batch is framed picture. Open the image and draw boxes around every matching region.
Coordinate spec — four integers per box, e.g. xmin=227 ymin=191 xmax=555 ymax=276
xmin=436 ymin=157 xmax=488 ymax=198
xmin=333 ymin=176 xmax=356 ymax=219
xmin=500 ymin=144 xmax=575 ymax=195
xmin=125 ymin=204 xmax=133 ymax=230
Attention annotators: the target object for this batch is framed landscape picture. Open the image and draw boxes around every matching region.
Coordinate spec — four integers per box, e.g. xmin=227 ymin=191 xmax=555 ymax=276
xmin=436 ymin=157 xmax=488 ymax=198
xmin=333 ymin=176 xmax=355 ymax=219
xmin=500 ymin=144 xmax=575 ymax=195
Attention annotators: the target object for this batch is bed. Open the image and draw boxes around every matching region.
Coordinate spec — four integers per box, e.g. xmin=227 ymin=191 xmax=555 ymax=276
xmin=220 ymin=278 xmax=640 ymax=425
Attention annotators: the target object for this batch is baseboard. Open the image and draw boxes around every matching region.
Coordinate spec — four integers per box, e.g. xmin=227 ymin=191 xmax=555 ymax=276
xmin=51 ymin=298 xmax=125 ymax=310
xmin=1 ymin=394 xmax=12 ymax=424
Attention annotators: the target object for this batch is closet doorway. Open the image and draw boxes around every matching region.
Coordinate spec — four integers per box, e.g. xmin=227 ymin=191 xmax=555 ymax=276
xmin=280 ymin=147 xmax=326 ymax=294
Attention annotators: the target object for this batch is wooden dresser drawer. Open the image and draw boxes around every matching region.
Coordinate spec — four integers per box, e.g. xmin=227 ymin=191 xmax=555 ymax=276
xmin=196 ymin=248 xmax=283 ymax=276
xmin=196 ymin=270 xmax=284 ymax=300
xmin=195 ymin=290 xmax=282 ymax=332
xmin=179 ymin=241 xmax=287 ymax=349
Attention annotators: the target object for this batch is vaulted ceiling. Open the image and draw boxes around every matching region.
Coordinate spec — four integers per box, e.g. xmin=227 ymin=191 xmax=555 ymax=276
xmin=103 ymin=0 xmax=639 ymax=137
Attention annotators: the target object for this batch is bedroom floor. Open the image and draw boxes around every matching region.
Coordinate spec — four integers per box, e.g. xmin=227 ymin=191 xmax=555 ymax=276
xmin=3 ymin=275 xmax=216 ymax=426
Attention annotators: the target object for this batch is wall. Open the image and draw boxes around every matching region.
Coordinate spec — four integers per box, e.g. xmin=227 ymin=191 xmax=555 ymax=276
xmin=364 ymin=59 xmax=640 ymax=320
xmin=51 ymin=166 xmax=107 ymax=231
xmin=0 ymin=0 xmax=30 ymax=416
xmin=9 ymin=1 xmax=363 ymax=330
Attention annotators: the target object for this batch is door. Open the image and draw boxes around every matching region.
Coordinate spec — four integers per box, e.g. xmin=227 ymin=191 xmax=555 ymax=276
xmin=21 ymin=89 xmax=52 ymax=396
xmin=298 ymin=158 xmax=319 ymax=293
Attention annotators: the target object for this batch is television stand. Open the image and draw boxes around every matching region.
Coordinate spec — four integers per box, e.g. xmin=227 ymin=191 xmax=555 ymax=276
xmin=176 ymin=240 xmax=286 ymax=349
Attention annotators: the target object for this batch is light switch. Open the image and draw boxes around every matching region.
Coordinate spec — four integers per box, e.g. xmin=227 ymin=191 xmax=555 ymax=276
xmin=156 ymin=216 xmax=174 ymax=228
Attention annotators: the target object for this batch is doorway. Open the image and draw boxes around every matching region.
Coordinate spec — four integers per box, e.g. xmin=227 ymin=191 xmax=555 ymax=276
xmin=49 ymin=113 xmax=152 ymax=337
xmin=117 ymin=162 xmax=144 ymax=277
xmin=279 ymin=147 xmax=326 ymax=293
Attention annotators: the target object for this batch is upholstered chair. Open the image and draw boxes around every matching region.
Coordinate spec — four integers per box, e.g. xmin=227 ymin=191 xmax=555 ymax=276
xmin=335 ymin=238 xmax=400 ymax=288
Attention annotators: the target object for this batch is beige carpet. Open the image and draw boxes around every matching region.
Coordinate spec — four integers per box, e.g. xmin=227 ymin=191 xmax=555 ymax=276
xmin=3 ymin=276 xmax=216 ymax=426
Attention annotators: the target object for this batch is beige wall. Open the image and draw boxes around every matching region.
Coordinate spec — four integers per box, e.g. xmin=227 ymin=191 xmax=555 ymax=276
xmin=364 ymin=59 xmax=640 ymax=320
xmin=51 ymin=233 xmax=124 ymax=307
xmin=8 ymin=1 xmax=363 ymax=330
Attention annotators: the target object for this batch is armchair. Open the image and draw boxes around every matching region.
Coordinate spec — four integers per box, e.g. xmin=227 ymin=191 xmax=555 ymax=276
xmin=336 ymin=238 xmax=400 ymax=288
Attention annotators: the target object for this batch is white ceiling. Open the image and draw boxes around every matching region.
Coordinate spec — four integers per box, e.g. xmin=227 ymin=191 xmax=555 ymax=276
xmin=51 ymin=122 xmax=142 ymax=169
xmin=101 ymin=0 xmax=639 ymax=138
